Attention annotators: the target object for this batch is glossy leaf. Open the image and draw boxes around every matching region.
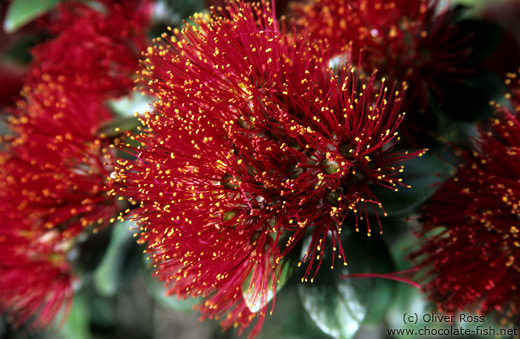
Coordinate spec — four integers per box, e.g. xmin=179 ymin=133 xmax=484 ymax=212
xmin=68 ymin=227 xmax=111 ymax=273
xmin=97 ymin=116 xmax=141 ymax=137
xmin=438 ymin=70 xmax=505 ymax=122
xmin=141 ymin=256 xmax=199 ymax=311
xmin=299 ymin=269 xmax=365 ymax=339
xmin=93 ymin=221 xmax=141 ymax=296
xmin=257 ymin=278 xmax=333 ymax=339
xmin=242 ymin=251 xmax=298 ymax=313
xmin=298 ymin=231 xmax=396 ymax=338
xmin=57 ymin=292 xmax=91 ymax=339
xmin=4 ymin=0 xmax=60 ymax=33
xmin=454 ymin=19 xmax=503 ymax=65
xmin=373 ymin=153 xmax=454 ymax=216
xmin=163 ymin=0 xmax=204 ymax=21
xmin=107 ymin=92 xmax=153 ymax=118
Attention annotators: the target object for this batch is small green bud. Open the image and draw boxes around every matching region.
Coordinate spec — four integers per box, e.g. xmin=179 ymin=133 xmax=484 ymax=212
xmin=221 ymin=173 xmax=238 ymax=190
xmin=223 ymin=211 xmax=237 ymax=222
xmin=321 ymin=159 xmax=340 ymax=174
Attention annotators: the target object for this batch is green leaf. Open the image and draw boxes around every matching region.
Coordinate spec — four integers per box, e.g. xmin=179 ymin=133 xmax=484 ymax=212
xmin=87 ymin=294 xmax=116 ymax=332
xmin=93 ymin=221 xmax=141 ymax=296
xmin=57 ymin=292 xmax=91 ymax=339
xmin=257 ymin=277 xmax=333 ymax=339
xmin=345 ymin=231 xmax=397 ymax=325
xmin=97 ymin=116 xmax=141 ymax=137
xmin=68 ymin=227 xmax=111 ymax=273
xmin=3 ymin=0 xmax=60 ymax=33
xmin=453 ymin=0 xmax=491 ymax=9
xmin=163 ymin=0 xmax=204 ymax=21
xmin=386 ymin=286 xmax=437 ymax=339
xmin=242 ymin=251 xmax=298 ymax=313
xmin=106 ymin=92 xmax=153 ymax=118
xmin=298 ymin=231 xmax=396 ymax=338
xmin=4 ymin=36 xmax=38 ymax=64
xmin=437 ymin=70 xmax=505 ymax=122
xmin=454 ymin=19 xmax=503 ymax=65
xmin=299 ymin=269 xmax=365 ymax=339
xmin=373 ymin=153 xmax=454 ymax=217
xmin=141 ymin=255 xmax=199 ymax=311
xmin=433 ymin=116 xmax=479 ymax=147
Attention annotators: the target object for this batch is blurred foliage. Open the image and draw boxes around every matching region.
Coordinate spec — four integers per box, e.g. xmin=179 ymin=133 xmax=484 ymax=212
xmin=3 ymin=0 xmax=60 ymax=33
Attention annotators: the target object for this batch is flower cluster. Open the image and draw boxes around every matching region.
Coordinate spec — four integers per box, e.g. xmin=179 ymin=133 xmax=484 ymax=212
xmin=29 ymin=0 xmax=151 ymax=97
xmin=112 ymin=2 xmax=422 ymax=336
xmin=0 ymin=75 xmax=115 ymax=330
xmin=0 ymin=0 xmax=150 ymax=328
xmin=291 ymin=0 xmax=472 ymax=112
xmin=2 ymin=78 xmax=117 ymax=237
xmin=413 ymin=73 xmax=520 ymax=322
xmin=0 ymin=209 xmax=75 ymax=328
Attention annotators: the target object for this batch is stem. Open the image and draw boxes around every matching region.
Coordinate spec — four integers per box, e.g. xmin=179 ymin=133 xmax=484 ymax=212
xmin=340 ymin=267 xmax=422 ymax=290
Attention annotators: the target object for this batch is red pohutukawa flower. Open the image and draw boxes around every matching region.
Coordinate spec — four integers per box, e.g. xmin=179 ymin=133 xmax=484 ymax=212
xmin=0 ymin=209 xmax=75 ymax=328
xmin=291 ymin=0 xmax=471 ymax=110
xmin=0 ymin=76 xmax=118 ymax=326
xmin=2 ymin=76 xmax=118 ymax=238
xmin=29 ymin=0 xmax=152 ymax=98
xmin=0 ymin=0 xmax=151 ymax=328
xmin=112 ymin=1 xmax=423 ymax=336
xmin=412 ymin=73 xmax=520 ymax=323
